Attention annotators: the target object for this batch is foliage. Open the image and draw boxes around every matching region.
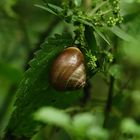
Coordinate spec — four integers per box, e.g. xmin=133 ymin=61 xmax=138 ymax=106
xmin=0 ymin=0 xmax=140 ymax=140
xmin=7 ymin=33 xmax=82 ymax=137
xmin=34 ymin=107 xmax=108 ymax=140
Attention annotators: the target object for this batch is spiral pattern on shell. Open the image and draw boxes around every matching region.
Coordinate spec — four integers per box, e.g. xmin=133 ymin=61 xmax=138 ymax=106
xmin=50 ymin=47 xmax=86 ymax=90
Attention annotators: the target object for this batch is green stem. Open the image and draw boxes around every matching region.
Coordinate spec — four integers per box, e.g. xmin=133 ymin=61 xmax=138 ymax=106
xmin=103 ymin=76 xmax=115 ymax=128
xmin=81 ymin=80 xmax=92 ymax=107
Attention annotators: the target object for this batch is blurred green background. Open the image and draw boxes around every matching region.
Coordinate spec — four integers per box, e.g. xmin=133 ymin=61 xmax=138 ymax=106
xmin=0 ymin=0 xmax=140 ymax=140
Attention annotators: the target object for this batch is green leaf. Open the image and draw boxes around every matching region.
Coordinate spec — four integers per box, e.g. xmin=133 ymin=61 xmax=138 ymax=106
xmin=35 ymin=107 xmax=71 ymax=128
xmin=121 ymin=118 xmax=140 ymax=134
xmin=92 ymin=26 xmax=111 ymax=45
xmin=7 ymin=33 xmax=82 ymax=137
xmin=109 ymin=26 xmax=134 ymax=42
xmin=35 ymin=3 xmax=63 ymax=16
xmin=87 ymin=126 xmax=108 ymax=140
xmin=35 ymin=4 xmax=57 ymax=15
xmin=85 ymin=26 xmax=98 ymax=52
xmin=48 ymin=3 xmax=63 ymax=12
xmin=73 ymin=113 xmax=96 ymax=131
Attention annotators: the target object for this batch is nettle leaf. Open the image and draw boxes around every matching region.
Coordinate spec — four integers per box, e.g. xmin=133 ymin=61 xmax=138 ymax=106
xmin=35 ymin=3 xmax=63 ymax=16
xmin=85 ymin=26 xmax=98 ymax=52
xmin=7 ymin=33 xmax=82 ymax=137
xmin=35 ymin=4 xmax=57 ymax=16
xmin=35 ymin=107 xmax=71 ymax=128
xmin=73 ymin=113 xmax=96 ymax=131
xmin=47 ymin=3 xmax=63 ymax=12
xmin=109 ymin=26 xmax=134 ymax=42
xmin=92 ymin=26 xmax=111 ymax=46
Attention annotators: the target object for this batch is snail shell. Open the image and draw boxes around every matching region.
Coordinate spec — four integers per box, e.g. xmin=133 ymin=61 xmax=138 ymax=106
xmin=50 ymin=47 xmax=86 ymax=90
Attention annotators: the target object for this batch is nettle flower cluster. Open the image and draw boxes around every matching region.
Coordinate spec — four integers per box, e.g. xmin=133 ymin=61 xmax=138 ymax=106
xmin=37 ymin=0 xmax=122 ymax=74
xmin=60 ymin=0 xmax=123 ymax=27
xmin=107 ymin=0 xmax=123 ymax=26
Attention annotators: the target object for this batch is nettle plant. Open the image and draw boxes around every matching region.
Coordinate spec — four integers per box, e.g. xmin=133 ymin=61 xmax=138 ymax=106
xmin=5 ymin=0 xmax=135 ymax=140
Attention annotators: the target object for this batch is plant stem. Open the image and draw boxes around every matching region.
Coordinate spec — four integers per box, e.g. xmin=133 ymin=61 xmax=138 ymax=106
xmin=103 ymin=76 xmax=115 ymax=128
xmin=81 ymin=80 xmax=92 ymax=107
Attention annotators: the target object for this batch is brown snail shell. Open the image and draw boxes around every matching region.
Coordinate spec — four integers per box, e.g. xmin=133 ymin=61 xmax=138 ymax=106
xmin=50 ymin=47 xmax=86 ymax=91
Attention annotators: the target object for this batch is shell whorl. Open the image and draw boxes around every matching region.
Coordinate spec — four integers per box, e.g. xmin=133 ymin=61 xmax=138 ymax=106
xmin=50 ymin=47 xmax=86 ymax=90
xmin=66 ymin=63 xmax=86 ymax=89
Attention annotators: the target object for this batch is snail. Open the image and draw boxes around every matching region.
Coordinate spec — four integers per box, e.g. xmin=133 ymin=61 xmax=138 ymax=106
xmin=50 ymin=47 xmax=86 ymax=90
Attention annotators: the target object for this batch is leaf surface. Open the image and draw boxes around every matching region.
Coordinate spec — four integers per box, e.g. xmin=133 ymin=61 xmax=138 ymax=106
xmin=7 ymin=33 xmax=82 ymax=137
